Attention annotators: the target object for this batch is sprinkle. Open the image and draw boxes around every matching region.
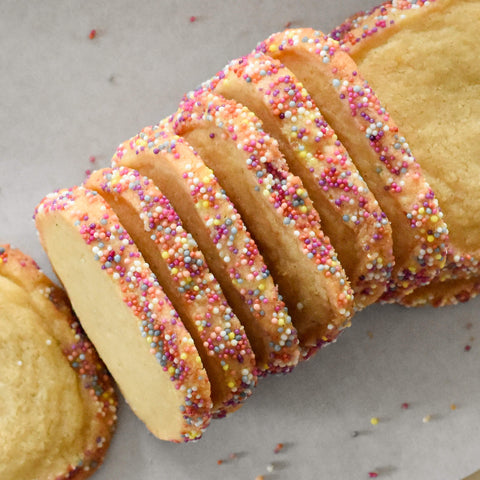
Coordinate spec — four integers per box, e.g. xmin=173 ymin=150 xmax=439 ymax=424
xmin=423 ymin=414 xmax=432 ymax=423
xmin=368 ymin=472 xmax=378 ymax=478
xmin=17 ymin=360 xmax=23 ymax=366
xmin=88 ymin=29 xmax=97 ymax=39
xmin=465 ymin=345 xmax=472 ymax=352
xmin=217 ymin=459 xmax=223 ymax=465
xmin=370 ymin=417 xmax=379 ymax=426
xmin=89 ymin=156 xmax=96 ymax=164
xmin=401 ymin=402 xmax=410 ymax=410
xmin=266 ymin=463 xmax=274 ymax=473
xmin=274 ymin=443 xmax=284 ymax=453
xmin=189 ymin=15 xmax=197 ymax=22
xmin=450 ymin=404 xmax=457 ymax=411
xmin=255 ymin=476 xmax=265 ymax=480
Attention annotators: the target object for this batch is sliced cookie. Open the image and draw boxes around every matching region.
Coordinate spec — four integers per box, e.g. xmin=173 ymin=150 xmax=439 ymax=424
xmin=208 ymin=52 xmax=394 ymax=308
xmin=256 ymin=28 xmax=449 ymax=302
xmin=112 ymin=123 xmax=300 ymax=373
xmin=170 ymin=89 xmax=354 ymax=356
xmin=0 ymin=244 xmax=117 ymax=480
xmin=85 ymin=167 xmax=256 ymax=417
xmin=332 ymin=0 xmax=480 ymax=305
xmin=35 ymin=187 xmax=212 ymax=442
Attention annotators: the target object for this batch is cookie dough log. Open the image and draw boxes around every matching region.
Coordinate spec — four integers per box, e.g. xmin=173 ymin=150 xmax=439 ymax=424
xmin=112 ymin=123 xmax=300 ymax=373
xmin=256 ymin=28 xmax=449 ymax=302
xmin=208 ymin=52 xmax=394 ymax=309
xmin=85 ymin=167 xmax=256 ymax=417
xmin=34 ymin=187 xmax=212 ymax=442
xmin=332 ymin=0 xmax=480 ymax=306
xmin=169 ymin=90 xmax=354 ymax=357
xmin=0 ymin=245 xmax=117 ymax=480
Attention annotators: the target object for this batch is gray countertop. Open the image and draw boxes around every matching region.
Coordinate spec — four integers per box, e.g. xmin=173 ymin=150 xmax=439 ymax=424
xmin=1 ymin=1 xmax=479 ymax=479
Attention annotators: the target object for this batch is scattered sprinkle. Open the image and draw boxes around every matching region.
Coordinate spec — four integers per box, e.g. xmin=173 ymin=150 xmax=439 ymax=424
xmin=401 ymin=402 xmax=410 ymax=410
xmin=255 ymin=476 xmax=265 ymax=480
xmin=266 ymin=463 xmax=275 ymax=473
xmin=17 ymin=360 xmax=23 ymax=366
xmin=370 ymin=417 xmax=379 ymax=426
xmin=450 ymin=404 xmax=457 ymax=411
xmin=190 ymin=15 xmax=197 ymax=22
xmin=89 ymin=155 xmax=96 ymax=164
xmin=217 ymin=459 xmax=223 ymax=465
xmin=88 ymin=29 xmax=96 ymax=40
xmin=368 ymin=472 xmax=379 ymax=478
xmin=423 ymin=414 xmax=432 ymax=423
xmin=274 ymin=443 xmax=284 ymax=454
xmin=465 ymin=345 xmax=472 ymax=352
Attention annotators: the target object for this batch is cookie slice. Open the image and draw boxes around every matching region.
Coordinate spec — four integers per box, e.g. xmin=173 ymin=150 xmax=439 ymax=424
xmin=0 ymin=245 xmax=117 ymax=480
xmin=85 ymin=167 xmax=256 ymax=417
xmin=170 ymin=89 xmax=354 ymax=355
xmin=34 ymin=187 xmax=212 ymax=442
xmin=112 ymin=123 xmax=300 ymax=373
xmin=208 ymin=52 xmax=394 ymax=308
xmin=256 ymin=28 xmax=449 ymax=302
xmin=332 ymin=0 xmax=480 ymax=306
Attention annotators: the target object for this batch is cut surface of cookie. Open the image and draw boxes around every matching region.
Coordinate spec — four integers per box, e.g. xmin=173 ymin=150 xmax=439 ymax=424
xmin=256 ymin=28 xmax=449 ymax=302
xmin=208 ymin=52 xmax=394 ymax=308
xmin=34 ymin=187 xmax=212 ymax=442
xmin=170 ymin=90 xmax=354 ymax=355
xmin=0 ymin=245 xmax=117 ymax=480
xmin=85 ymin=167 xmax=256 ymax=416
xmin=112 ymin=123 xmax=300 ymax=374
xmin=332 ymin=0 xmax=480 ymax=305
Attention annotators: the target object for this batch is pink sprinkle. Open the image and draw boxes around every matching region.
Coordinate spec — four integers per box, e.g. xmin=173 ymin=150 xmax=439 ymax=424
xmin=465 ymin=345 xmax=472 ymax=352
xmin=368 ymin=472 xmax=378 ymax=478
xmin=89 ymin=155 xmax=96 ymax=163
xmin=89 ymin=29 xmax=96 ymax=39
xmin=190 ymin=16 xmax=197 ymax=22
xmin=401 ymin=402 xmax=410 ymax=409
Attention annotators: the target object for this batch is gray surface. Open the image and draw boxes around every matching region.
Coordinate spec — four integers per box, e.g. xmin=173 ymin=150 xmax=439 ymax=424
xmin=1 ymin=1 xmax=479 ymax=479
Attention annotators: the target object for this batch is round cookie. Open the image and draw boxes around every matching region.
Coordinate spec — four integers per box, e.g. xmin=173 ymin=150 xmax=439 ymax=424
xmin=332 ymin=0 xmax=480 ymax=305
xmin=0 ymin=245 xmax=117 ymax=480
xmin=85 ymin=167 xmax=257 ymax=417
xmin=112 ymin=122 xmax=300 ymax=374
xmin=170 ymin=89 xmax=354 ymax=356
xmin=34 ymin=187 xmax=212 ymax=442
xmin=207 ymin=51 xmax=394 ymax=309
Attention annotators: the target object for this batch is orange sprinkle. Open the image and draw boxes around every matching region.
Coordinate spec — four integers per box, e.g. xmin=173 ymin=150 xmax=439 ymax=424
xmin=89 ymin=29 xmax=96 ymax=39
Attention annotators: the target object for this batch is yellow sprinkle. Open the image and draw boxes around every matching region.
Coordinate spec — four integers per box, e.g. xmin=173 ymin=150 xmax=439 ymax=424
xmin=213 ymin=219 xmax=221 ymax=226
xmin=423 ymin=414 xmax=432 ymax=423
xmin=227 ymin=381 xmax=235 ymax=388
xmin=171 ymin=267 xmax=178 ymax=275
xmin=450 ymin=404 xmax=457 ymax=411
xmin=430 ymin=215 xmax=439 ymax=223
xmin=258 ymin=283 xmax=265 ymax=291
xmin=222 ymin=364 xmax=229 ymax=371
xmin=370 ymin=417 xmax=379 ymax=426
xmin=427 ymin=235 xmax=435 ymax=243
xmin=418 ymin=207 xmax=425 ymax=214
xmin=202 ymin=200 xmax=210 ymax=208
xmin=299 ymin=205 xmax=308 ymax=214
xmin=180 ymin=353 xmax=187 ymax=360
xmin=161 ymin=251 xmax=169 ymax=259
xmin=168 ymin=366 xmax=175 ymax=375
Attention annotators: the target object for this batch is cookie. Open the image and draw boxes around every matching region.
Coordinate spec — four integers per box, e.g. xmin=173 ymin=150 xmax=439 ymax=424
xmin=256 ymin=28 xmax=449 ymax=302
xmin=112 ymin=122 xmax=300 ymax=373
xmin=0 ymin=244 xmax=117 ymax=480
xmin=332 ymin=0 xmax=480 ymax=306
xmin=170 ymin=89 xmax=354 ymax=355
xmin=34 ymin=187 xmax=212 ymax=442
xmin=208 ymin=51 xmax=394 ymax=308
xmin=84 ymin=167 xmax=257 ymax=417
